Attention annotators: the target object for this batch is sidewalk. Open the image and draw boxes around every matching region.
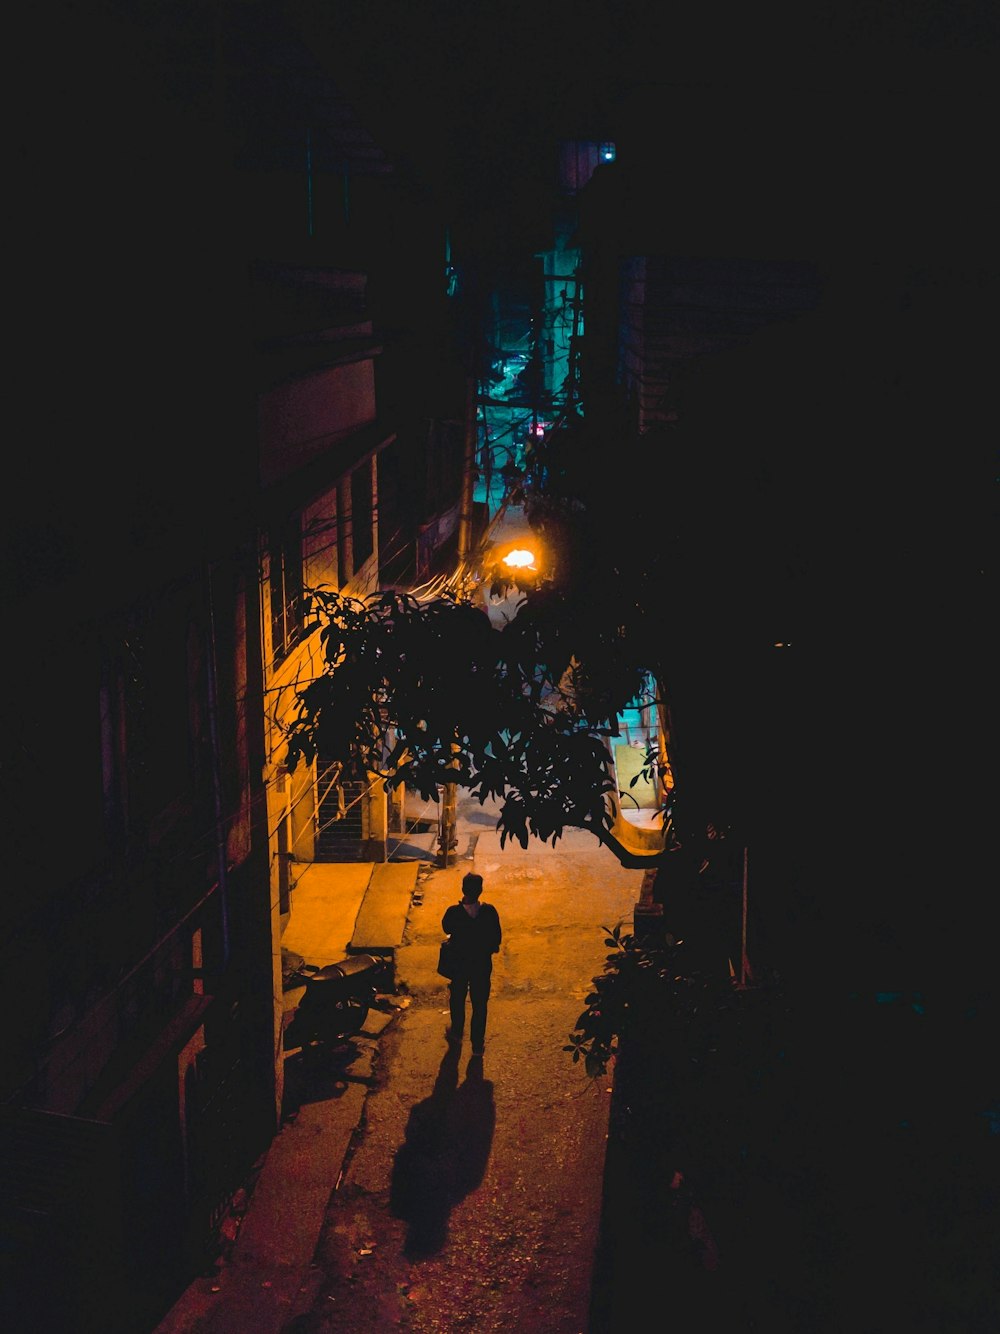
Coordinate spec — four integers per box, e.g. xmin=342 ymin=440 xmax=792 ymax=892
xmin=154 ymin=789 xmax=633 ymax=1333
xmin=154 ymin=848 xmax=433 ymax=1334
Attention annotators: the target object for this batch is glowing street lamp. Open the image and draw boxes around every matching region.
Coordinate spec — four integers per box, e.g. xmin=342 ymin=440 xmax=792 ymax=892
xmin=502 ymin=547 xmax=537 ymax=572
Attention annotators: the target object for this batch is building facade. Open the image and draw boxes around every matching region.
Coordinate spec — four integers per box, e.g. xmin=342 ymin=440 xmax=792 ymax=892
xmin=1 ymin=8 xmax=469 ymax=1330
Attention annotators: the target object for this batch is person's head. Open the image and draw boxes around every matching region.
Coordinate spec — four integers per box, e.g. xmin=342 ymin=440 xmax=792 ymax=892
xmin=461 ymin=872 xmax=483 ymax=903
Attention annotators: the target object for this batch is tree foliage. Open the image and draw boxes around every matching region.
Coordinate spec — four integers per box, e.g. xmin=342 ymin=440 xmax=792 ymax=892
xmin=283 ymin=403 xmax=744 ymax=856
xmin=284 ymin=574 xmax=662 ymax=850
xmin=564 ymin=921 xmax=696 ymax=1077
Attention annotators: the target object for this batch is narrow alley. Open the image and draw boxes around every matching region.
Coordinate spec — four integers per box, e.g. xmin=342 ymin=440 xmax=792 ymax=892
xmin=294 ymin=810 xmax=642 ymax=1332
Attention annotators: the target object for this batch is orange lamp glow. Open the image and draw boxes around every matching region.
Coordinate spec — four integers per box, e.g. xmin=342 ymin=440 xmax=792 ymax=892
xmin=502 ymin=548 xmax=536 ymax=570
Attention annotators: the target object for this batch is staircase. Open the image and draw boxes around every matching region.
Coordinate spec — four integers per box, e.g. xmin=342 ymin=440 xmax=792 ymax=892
xmin=315 ymin=776 xmax=367 ymax=861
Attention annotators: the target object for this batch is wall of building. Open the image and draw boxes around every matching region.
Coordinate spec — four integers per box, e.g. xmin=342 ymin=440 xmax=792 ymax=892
xmin=2 ymin=6 xmax=474 ymax=1324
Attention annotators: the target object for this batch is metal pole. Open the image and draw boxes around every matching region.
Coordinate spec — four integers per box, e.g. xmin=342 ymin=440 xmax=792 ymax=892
xmin=437 ymin=737 xmax=462 ymax=868
xmin=438 ymin=771 xmax=459 ymax=868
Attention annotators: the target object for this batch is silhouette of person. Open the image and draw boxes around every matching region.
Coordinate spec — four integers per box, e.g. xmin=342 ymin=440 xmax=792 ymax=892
xmin=442 ymin=872 xmax=501 ymax=1054
xmin=390 ymin=1047 xmax=495 ymax=1257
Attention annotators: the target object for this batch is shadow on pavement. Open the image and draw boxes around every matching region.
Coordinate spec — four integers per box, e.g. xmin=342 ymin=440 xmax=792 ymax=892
xmin=282 ymin=1040 xmax=368 ymax=1115
xmin=389 ymin=1045 xmax=495 ymax=1258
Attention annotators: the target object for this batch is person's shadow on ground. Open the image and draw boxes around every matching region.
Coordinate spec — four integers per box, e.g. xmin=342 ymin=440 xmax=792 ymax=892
xmin=389 ymin=1044 xmax=495 ymax=1258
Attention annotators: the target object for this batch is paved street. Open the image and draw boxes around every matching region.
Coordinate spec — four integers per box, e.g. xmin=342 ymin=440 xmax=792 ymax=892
xmin=155 ymin=786 xmax=1000 ymax=1334
xmin=293 ymin=818 xmax=644 ymax=1331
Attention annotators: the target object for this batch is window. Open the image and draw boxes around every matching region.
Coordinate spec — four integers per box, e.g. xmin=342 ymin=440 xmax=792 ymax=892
xmin=269 ymin=515 xmax=305 ymax=662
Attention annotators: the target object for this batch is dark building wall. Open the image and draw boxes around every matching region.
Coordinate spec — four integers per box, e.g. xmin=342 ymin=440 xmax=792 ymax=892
xmin=3 ymin=5 xmax=303 ymax=1321
xmin=570 ymin=82 xmax=997 ymax=993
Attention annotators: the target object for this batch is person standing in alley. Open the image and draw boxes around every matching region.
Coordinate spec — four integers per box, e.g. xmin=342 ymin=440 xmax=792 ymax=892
xmin=442 ymin=872 xmax=501 ymax=1054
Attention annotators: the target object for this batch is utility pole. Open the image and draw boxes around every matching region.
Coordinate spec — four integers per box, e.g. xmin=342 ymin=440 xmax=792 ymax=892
xmin=437 ymin=741 xmax=461 ymax=868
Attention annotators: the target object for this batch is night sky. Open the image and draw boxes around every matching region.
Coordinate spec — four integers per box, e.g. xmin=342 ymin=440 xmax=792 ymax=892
xmin=287 ymin=0 xmax=999 ymax=260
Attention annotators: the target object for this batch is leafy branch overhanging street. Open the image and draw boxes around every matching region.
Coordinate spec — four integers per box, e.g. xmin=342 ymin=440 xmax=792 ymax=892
xmin=282 ymin=405 xmax=697 ymax=869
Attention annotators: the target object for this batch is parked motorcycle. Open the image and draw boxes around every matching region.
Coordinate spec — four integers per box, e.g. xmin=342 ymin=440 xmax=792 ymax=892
xmin=282 ymin=949 xmax=384 ymax=1053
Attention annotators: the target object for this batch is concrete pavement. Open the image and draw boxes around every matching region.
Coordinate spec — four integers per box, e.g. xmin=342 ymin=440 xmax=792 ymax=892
xmin=153 ymin=786 xmax=651 ymax=1334
xmin=153 ymin=833 xmax=439 ymax=1334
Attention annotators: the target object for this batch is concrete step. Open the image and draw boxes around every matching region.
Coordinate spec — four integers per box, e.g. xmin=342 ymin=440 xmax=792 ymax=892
xmin=348 ymin=861 xmax=420 ymax=954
